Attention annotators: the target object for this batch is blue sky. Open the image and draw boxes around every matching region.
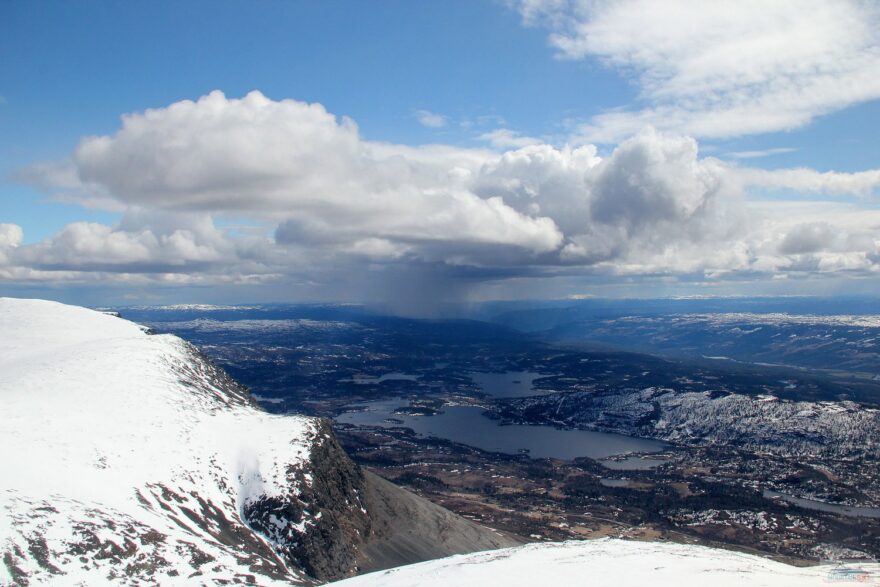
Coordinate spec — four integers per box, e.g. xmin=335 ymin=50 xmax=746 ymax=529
xmin=2 ymin=0 xmax=880 ymax=308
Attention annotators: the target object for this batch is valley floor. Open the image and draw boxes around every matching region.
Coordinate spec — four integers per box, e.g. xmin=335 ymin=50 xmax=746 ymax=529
xmin=336 ymin=424 xmax=880 ymax=564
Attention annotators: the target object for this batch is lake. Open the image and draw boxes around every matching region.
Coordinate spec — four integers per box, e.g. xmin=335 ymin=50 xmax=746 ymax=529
xmin=599 ymin=478 xmax=632 ymax=488
xmin=470 ymin=371 xmax=547 ymax=398
xmin=339 ymin=372 xmax=420 ymax=385
xmin=335 ymin=399 xmax=668 ymax=468
xmin=763 ymin=490 xmax=880 ymax=519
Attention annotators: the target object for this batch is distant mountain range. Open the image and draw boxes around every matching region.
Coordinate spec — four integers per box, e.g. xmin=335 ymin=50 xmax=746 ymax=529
xmin=490 ymin=302 xmax=880 ymax=375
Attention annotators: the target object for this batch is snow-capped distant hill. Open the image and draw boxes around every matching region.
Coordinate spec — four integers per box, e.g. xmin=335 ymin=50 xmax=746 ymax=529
xmin=0 ymin=299 xmax=514 ymax=585
xmin=497 ymin=308 xmax=880 ymax=375
xmin=331 ymin=538 xmax=853 ymax=587
xmin=494 ymin=385 xmax=880 ymax=463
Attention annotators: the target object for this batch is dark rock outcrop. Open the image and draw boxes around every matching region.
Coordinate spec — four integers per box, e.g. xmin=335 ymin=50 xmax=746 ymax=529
xmin=244 ymin=419 xmax=522 ymax=583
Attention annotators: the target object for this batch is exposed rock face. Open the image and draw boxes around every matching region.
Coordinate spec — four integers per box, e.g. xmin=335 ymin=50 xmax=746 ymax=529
xmin=244 ymin=420 xmax=372 ymax=581
xmin=0 ymin=299 xmax=518 ymax=586
xmin=245 ymin=419 xmax=521 ymax=582
xmin=356 ymin=470 xmax=518 ymax=573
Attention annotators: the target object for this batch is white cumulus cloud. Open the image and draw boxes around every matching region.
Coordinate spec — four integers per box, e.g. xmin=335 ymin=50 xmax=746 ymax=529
xmin=14 ymin=91 xmax=880 ymax=302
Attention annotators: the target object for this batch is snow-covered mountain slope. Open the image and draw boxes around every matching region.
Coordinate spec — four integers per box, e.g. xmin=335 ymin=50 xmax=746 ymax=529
xmin=331 ymin=538 xmax=861 ymax=587
xmin=0 ymin=298 xmax=326 ymax=585
xmin=0 ymin=299 xmax=515 ymax=585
